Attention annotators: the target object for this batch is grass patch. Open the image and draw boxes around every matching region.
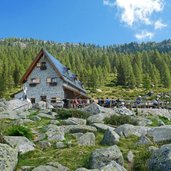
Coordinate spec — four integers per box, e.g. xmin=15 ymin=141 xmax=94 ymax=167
xmin=54 ymin=108 xmax=89 ymax=119
xmin=118 ymin=135 xmax=153 ymax=171
xmin=104 ymin=115 xmax=138 ymax=126
xmin=146 ymin=115 xmax=171 ymax=127
xmin=4 ymin=125 xmax=33 ymax=140
xmin=18 ymin=132 xmax=105 ymax=171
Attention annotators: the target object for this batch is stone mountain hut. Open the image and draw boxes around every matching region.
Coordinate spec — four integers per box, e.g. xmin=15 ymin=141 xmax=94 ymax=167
xmin=13 ymin=49 xmax=87 ymax=105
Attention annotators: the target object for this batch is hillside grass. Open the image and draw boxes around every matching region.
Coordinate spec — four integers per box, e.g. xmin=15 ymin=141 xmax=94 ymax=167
xmin=17 ymin=132 xmax=104 ymax=171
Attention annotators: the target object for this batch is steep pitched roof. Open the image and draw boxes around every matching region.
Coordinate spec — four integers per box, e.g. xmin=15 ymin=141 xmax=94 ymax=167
xmin=20 ymin=49 xmax=86 ymax=94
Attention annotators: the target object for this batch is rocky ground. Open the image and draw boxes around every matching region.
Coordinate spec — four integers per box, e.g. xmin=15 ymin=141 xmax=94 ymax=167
xmin=1 ymin=99 xmax=171 ymax=171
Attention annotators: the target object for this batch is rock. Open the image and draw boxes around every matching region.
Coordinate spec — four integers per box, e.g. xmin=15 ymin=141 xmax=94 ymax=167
xmin=115 ymin=124 xmax=150 ymax=137
xmin=32 ymin=165 xmax=60 ymax=171
xmin=147 ymin=126 xmax=171 ymax=143
xmin=138 ymin=108 xmax=171 ymax=120
xmin=100 ymin=161 xmax=127 ymax=171
xmin=148 ymin=146 xmax=159 ymax=153
xmin=101 ymin=129 xmax=120 ymax=145
xmin=34 ymin=101 xmax=46 ymax=110
xmin=47 ymin=103 xmax=54 ymax=109
xmin=63 ymin=117 xmax=87 ymax=125
xmin=0 ymin=143 xmax=18 ymax=171
xmin=5 ymin=99 xmax=32 ymax=111
xmin=48 ymin=162 xmax=69 ymax=171
xmin=32 ymin=162 xmax=69 ymax=171
xmin=31 ymin=115 xmax=41 ymax=121
xmin=38 ymin=140 xmax=51 ymax=150
xmin=76 ymin=161 xmax=127 ymax=171
xmin=148 ymin=144 xmax=171 ymax=171
xmin=87 ymin=113 xmax=105 ymax=124
xmin=114 ymin=108 xmax=135 ymax=116
xmin=137 ymin=117 xmax=153 ymax=126
xmin=137 ymin=135 xmax=153 ymax=145
xmin=4 ymin=136 xmax=35 ymax=154
xmin=50 ymin=120 xmax=60 ymax=125
xmin=127 ymin=151 xmax=134 ymax=163
xmin=60 ymin=125 xmax=97 ymax=134
xmin=34 ymin=133 xmax=46 ymax=142
xmin=37 ymin=113 xmax=55 ymax=119
xmin=6 ymin=99 xmax=32 ymax=111
xmin=72 ymin=133 xmax=84 ymax=140
xmin=78 ymin=132 xmax=95 ymax=146
xmin=12 ymin=118 xmax=34 ymax=125
xmin=89 ymin=145 xmax=124 ymax=169
xmin=92 ymin=123 xmax=114 ymax=132
xmin=0 ymin=107 xmax=5 ymax=112
xmin=75 ymin=168 xmax=96 ymax=171
xmin=56 ymin=142 xmax=67 ymax=149
xmin=45 ymin=124 xmax=65 ymax=141
xmin=82 ymin=102 xmax=115 ymax=115
xmin=19 ymin=166 xmax=34 ymax=171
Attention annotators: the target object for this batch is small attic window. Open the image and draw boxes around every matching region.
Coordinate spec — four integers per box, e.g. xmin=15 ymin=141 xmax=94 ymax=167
xmin=40 ymin=62 xmax=47 ymax=70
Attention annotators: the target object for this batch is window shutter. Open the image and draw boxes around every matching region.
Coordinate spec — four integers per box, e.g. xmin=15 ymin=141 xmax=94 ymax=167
xmin=47 ymin=78 xmax=51 ymax=83
xmin=36 ymin=78 xmax=40 ymax=83
xmin=37 ymin=63 xmax=41 ymax=67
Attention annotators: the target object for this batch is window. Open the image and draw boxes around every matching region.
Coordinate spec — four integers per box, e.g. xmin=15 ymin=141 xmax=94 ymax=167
xmin=47 ymin=77 xmax=57 ymax=86
xmin=29 ymin=78 xmax=40 ymax=86
xmin=40 ymin=96 xmax=46 ymax=102
xmin=51 ymin=97 xmax=57 ymax=103
xmin=40 ymin=62 xmax=47 ymax=70
xmin=30 ymin=98 xmax=35 ymax=104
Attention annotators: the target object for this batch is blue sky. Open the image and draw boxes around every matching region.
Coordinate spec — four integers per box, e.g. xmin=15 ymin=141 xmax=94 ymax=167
xmin=0 ymin=0 xmax=170 ymax=45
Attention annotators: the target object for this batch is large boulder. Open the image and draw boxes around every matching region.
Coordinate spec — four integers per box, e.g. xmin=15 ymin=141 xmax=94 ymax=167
xmin=32 ymin=162 xmax=69 ymax=171
xmin=100 ymin=161 xmax=127 ymax=171
xmin=114 ymin=108 xmax=135 ymax=116
xmin=78 ymin=132 xmax=95 ymax=146
xmin=32 ymin=165 xmax=58 ymax=171
xmin=82 ymin=102 xmax=115 ymax=115
xmin=0 ymin=143 xmax=18 ymax=171
xmin=63 ymin=117 xmax=87 ymax=125
xmin=92 ymin=123 xmax=115 ymax=132
xmin=138 ymin=108 xmax=171 ymax=120
xmin=76 ymin=161 xmax=127 ymax=171
xmin=115 ymin=124 xmax=150 ymax=137
xmin=4 ymin=136 xmax=35 ymax=154
xmin=148 ymin=144 xmax=171 ymax=171
xmin=87 ymin=113 xmax=106 ymax=124
xmin=89 ymin=145 xmax=124 ymax=169
xmin=60 ymin=125 xmax=97 ymax=134
xmin=6 ymin=99 xmax=32 ymax=111
xmin=147 ymin=126 xmax=171 ymax=143
xmin=37 ymin=113 xmax=55 ymax=119
xmin=45 ymin=124 xmax=65 ymax=141
xmin=101 ymin=129 xmax=120 ymax=145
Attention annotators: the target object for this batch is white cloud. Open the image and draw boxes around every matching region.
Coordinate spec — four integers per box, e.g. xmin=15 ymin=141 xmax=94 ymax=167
xmin=154 ymin=20 xmax=167 ymax=29
xmin=114 ymin=0 xmax=164 ymax=26
xmin=103 ymin=0 xmax=167 ymax=40
xmin=103 ymin=0 xmax=115 ymax=7
xmin=135 ymin=31 xmax=154 ymax=40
